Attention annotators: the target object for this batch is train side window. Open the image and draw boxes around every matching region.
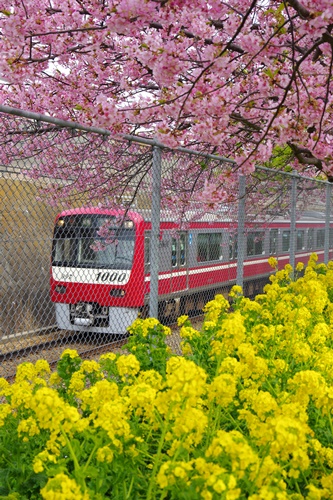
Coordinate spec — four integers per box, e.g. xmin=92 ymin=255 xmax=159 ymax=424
xmin=197 ymin=233 xmax=222 ymax=262
xmin=330 ymin=228 xmax=333 ymax=248
xmin=171 ymin=233 xmax=187 ymax=267
xmin=296 ymin=230 xmax=305 ymax=251
xmin=210 ymin=233 xmax=222 ymax=260
xmin=317 ymin=229 xmax=325 ymax=248
xmin=144 ymin=235 xmax=150 ymax=265
xmin=282 ymin=230 xmax=290 ymax=252
xmin=179 ymin=233 xmax=186 ymax=266
xmin=308 ymin=228 xmax=314 ymax=250
xmin=269 ymin=229 xmax=278 ymax=254
xmin=171 ymin=238 xmax=177 ymax=267
xmin=229 ymin=233 xmax=238 ymax=260
xmin=247 ymin=231 xmax=264 ymax=256
xmin=197 ymin=234 xmax=208 ymax=262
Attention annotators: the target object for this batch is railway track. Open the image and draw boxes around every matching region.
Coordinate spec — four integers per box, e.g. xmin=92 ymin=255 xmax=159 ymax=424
xmin=0 ymin=332 xmax=128 ymax=363
xmin=0 ymin=314 xmax=203 ymax=380
xmin=0 ymin=327 xmax=130 ymax=380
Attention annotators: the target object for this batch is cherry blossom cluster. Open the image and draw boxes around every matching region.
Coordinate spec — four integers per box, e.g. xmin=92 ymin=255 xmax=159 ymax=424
xmin=1 ymin=0 xmax=333 ymax=207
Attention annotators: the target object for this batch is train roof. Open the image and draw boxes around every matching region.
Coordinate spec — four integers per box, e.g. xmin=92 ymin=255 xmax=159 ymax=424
xmin=139 ymin=208 xmax=331 ymax=223
xmin=56 ymin=207 xmax=331 ymax=225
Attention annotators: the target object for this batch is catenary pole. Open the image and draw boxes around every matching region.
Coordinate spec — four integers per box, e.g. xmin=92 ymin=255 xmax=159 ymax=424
xmin=149 ymin=144 xmax=162 ymax=318
xmin=236 ymin=175 xmax=246 ymax=289
xmin=324 ymin=182 xmax=332 ymax=264
xmin=289 ymin=175 xmax=297 ymax=272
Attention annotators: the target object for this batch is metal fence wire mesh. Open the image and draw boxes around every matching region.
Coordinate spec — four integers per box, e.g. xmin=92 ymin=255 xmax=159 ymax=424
xmin=0 ymin=106 xmax=332 ymax=378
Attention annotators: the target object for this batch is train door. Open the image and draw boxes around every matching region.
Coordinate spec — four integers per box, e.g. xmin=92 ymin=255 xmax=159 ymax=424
xmin=170 ymin=232 xmax=188 ymax=293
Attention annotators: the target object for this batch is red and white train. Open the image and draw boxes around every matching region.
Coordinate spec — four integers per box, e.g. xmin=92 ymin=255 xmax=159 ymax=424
xmin=50 ymin=207 xmax=332 ymax=334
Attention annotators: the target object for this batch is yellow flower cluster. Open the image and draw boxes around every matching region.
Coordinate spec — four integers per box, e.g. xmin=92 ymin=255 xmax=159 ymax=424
xmin=128 ymin=317 xmax=171 ymax=337
xmin=41 ymin=473 xmax=89 ymax=500
xmin=3 ymin=255 xmax=333 ymax=499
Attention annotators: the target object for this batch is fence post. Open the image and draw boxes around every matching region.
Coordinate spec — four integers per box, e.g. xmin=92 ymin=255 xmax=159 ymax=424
xmin=324 ymin=182 xmax=332 ymax=264
xmin=149 ymin=144 xmax=162 ymax=319
xmin=236 ymin=175 xmax=246 ymax=289
xmin=289 ymin=174 xmax=297 ymax=272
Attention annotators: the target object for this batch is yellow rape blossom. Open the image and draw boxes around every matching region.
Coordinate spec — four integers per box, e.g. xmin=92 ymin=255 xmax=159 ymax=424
xmin=96 ymin=445 xmax=114 ymax=463
xmin=250 ymin=391 xmax=279 ymax=421
xmin=157 ymin=460 xmax=193 ymax=488
xmin=288 ymin=370 xmax=328 ymax=409
xmin=296 ymin=261 xmax=304 ymax=272
xmin=128 ymin=317 xmax=169 ymax=337
xmin=99 ymin=351 xmax=117 ymax=361
xmin=219 ymin=356 xmax=242 ymax=377
xmin=33 ymin=450 xmax=57 ymax=473
xmin=0 ymin=377 xmax=10 ymax=396
xmin=215 ymin=311 xmax=246 ymax=353
xmin=165 ymin=357 xmax=207 ymax=404
xmin=177 ymin=314 xmax=189 ymax=326
xmin=291 ymin=341 xmax=313 ymax=363
xmin=209 ymin=339 xmax=224 ymax=358
xmin=180 ymin=325 xmax=201 ymax=339
xmin=207 ymin=373 xmax=237 ymax=407
xmin=206 ymin=430 xmax=259 ymax=479
xmin=35 ymin=359 xmax=50 ymax=375
xmin=15 ymin=362 xmax=36 ymax=383
xmin=268 ymin=257 xmax=278 ymax=269
xmin=29 ymin=387 xmax=80 ymax=432
xmin=203 ymin=294 xmax=230 ymax=322
xmin=136 ymin=369 xmax=164 ymax=390
xmin=69 ymin=371 xmax=86 ymax=394
xmin=9 ymin=380 xmax=34 ymax=409
xmin=80 ymin=359 xmax=101 ymax=374
xmin=239 ymin=298 xmax=262 ymax=315
xmin=229 ymin=285 xmax=243 ymax=297
xmin=40 ymin=473 xmax=89 ymax=500
xmin=17 ymin=416 xmax=40 ymax=439
xmin=0 ymin=404 xmax=11 ymax=427
xmin=60 ymin=349 xmax=80 ymax=359
xmin=116 ymin=354 xmax=140 ymax=381
xmin=80 ymin=379 xmax=119 ymax=414
xmin=49 ymin=372 xmax=62 ymax=386
xmin=171 ymin=407 xmax=208 ymax=448
xmin=180 ymin=340 xmax=193 ymax=356
xmin=93 ymin=399 xmax=132 ymax=448
xmin=123 ymin=382 xmax=156 ymax=419
xmin=251 ymin=324 xmax=275 ymax=342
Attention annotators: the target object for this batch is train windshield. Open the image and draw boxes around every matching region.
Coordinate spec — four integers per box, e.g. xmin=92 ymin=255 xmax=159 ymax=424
xmin=52 ymin=214 xmax=135 ymax=270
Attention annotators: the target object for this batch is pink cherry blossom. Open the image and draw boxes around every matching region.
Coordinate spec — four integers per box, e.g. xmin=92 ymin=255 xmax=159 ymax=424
xmin=1 ymin=0 xmax=333 ymax=211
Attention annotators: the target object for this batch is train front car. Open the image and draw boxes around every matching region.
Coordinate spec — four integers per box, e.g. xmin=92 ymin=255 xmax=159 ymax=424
xmin=50 ymin=208 xmax=145 ymax=335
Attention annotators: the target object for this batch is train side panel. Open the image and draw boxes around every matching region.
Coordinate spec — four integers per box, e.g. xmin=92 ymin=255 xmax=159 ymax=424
xmin=50 ymin=208 xmax=333 ymax=333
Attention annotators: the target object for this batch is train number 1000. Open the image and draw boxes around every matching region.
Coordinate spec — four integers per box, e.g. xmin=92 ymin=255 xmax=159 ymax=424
xmin=95 ymin=271 xmax=128 ymax=283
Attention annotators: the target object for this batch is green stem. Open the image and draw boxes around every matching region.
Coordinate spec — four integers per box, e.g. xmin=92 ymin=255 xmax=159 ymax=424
xmin=247 ymin=445 xmax=270 ymax=496
xmin=328 ymin=411 xmax=333 ymax=437
xmin=204 ymin=404 xmax=215 ymax=447
xmin=313 ymin=448 xmax=327 ymax=474
xmin=224 ymin=411 xmax=244 ymax=432
xmin=294 ymin=477 xmax=302 ymax=495
xmin=146 ymin=415 xmax=170 ymax=500
xmin=59 ymin=424 xmax=86 ymax=491
xmin=125 ymin=476 xmax=135 ymax=499
xmin=83 ymin=441 xmax=99 ymax=473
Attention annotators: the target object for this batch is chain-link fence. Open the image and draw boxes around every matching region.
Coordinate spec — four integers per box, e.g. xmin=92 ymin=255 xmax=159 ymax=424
xmin=1 ymin=105 xmax=332 ymax=378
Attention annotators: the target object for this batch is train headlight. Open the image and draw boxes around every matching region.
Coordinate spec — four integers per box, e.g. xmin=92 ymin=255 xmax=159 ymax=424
xmin=56 ymin=219 xmax=65 ymax=227
xmin=55 ymin=285 xmax=67 ymax=294
xmin=124 ymin=220 xmax=134 ymax=229
xmin=110 ymin=289 xmax=126 ymax=297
